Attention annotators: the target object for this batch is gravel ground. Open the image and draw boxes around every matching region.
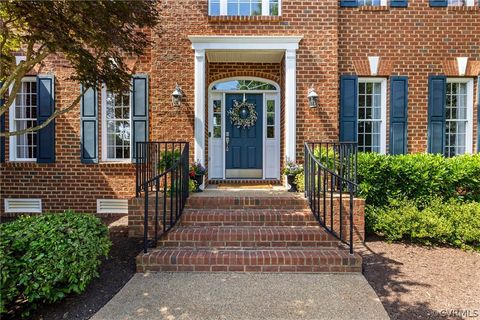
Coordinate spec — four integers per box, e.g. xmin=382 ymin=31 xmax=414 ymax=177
xmin=361 ymin=237 xmax=480 ymax=320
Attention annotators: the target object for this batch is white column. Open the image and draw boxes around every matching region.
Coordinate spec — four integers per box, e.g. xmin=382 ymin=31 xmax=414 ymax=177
xmin=194 ymin=49 xmax=206 ymax=167
xmin=284 ymin=49 xmax=297 ymax=162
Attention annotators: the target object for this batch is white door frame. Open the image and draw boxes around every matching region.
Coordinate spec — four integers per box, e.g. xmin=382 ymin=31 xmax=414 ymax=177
xmin=207 ymin=77 xmax=281 ymax=180
xmin=189 ymin=36 xmax=303 ymax=179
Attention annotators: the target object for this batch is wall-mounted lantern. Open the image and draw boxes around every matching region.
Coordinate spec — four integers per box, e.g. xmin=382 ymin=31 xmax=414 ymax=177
xmin=172 ymin=84 xmax=184 ymax=108
xmin=307 ymin=86 xmax=319 ymax=108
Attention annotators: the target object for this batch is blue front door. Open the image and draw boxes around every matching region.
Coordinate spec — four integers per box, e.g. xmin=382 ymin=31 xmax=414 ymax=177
xmin=225 ymin=93 xmax=263 ymax=179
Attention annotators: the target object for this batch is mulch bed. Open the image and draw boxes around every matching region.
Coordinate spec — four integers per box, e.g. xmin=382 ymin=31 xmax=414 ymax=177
xmin=33 ymin=216 xmax=143 ymax=320
xmin=361 ymin=236 xmax=480 ymax=320
xmin=10 ymin=217 xmax=478 ymax=320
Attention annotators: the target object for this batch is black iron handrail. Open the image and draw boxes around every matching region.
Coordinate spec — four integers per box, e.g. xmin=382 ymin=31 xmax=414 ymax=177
xmin=304 ymin=141 xmax=358 ymax=254
xmin=136 ymin=142 xmax=190 ymax=253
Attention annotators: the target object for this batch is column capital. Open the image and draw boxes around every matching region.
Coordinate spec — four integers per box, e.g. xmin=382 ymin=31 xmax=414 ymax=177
xmin=195 ymin=49 xmax=206 ymax=60
xmin=285 ymin=49 xmax=297 ymax=60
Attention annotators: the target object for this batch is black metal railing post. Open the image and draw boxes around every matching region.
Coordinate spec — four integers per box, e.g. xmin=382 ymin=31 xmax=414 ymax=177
xmin=304 ymin=141 xmax=358 ymax=255
xmin=137 ymin=142 xmax=190 ymax=252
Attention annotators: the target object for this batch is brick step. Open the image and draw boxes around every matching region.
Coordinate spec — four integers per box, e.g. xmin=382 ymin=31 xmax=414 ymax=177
xmin=181 ymin=209 xmax=318 ymax=226
xmin=185 ymin=196 xmax=308 ymax=210
xmin=136 ymin=248 xmax=362 ymax=273
xmin=160 ymin=226 xmax=340 ymax=248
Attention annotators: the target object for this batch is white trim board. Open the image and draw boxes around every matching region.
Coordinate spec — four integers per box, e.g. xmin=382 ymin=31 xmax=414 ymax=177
xmin=358 ymin=77 xmax=387 ymax=155
xmin=189 ymin=36 xmax=303 ymax=49
xmin=9 ymin=76 xmax=38 ymax=162
xmin=209 ymin=0 xmax=282 ymax=16
xmin=446 ymin=77 xmax=474 ymax=155
xmin=208 ymin=77 xmax=281 ymax=180
xmin=101 ymin=85 xmax=133 ymax=163
xmin=189 ymin=36 xmax=302 ymax=183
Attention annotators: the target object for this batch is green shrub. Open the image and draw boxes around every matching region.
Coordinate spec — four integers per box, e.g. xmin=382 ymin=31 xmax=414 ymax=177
xmin=370 ymin=198 xmax=480 ymax=250
xmin=357 ymin=153 xmax=480 ymax=207
xmin=158 ymin=150 xmax=181 ymax=171
xmin=0 ymin=212 xmax=111 ymax=317
xmin=189 ymin=179 xmax=197 ymax=192
xmin=295 ymin=171 xmax=305 ymax=193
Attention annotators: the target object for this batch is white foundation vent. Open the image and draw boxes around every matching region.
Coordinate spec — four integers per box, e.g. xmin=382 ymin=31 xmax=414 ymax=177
xmin=96 ymin=199 xmax=128 ymax=214
xmin=4 ymin=198 xmax=42 ymax=213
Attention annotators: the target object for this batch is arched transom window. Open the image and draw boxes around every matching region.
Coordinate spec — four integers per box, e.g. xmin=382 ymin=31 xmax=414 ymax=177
xmin=211 ymin=79 xmax=277 ymax=91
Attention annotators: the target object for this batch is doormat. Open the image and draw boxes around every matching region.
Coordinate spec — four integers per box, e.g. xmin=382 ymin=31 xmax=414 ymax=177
xmin=217 ymin=184 xmax=273 ymax=189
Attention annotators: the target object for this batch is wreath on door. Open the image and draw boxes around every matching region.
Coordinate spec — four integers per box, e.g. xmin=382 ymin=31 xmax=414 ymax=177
xmin=227 ymin=100 xmax=258 ymax=129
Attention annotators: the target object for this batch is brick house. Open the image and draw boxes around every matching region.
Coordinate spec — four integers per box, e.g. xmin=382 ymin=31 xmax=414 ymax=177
xmin=1 ymin=0 xmax=479 ymax=216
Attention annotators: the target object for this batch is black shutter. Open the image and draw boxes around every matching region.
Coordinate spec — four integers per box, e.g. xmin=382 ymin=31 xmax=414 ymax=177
xmin=340 ymin=0 xmax=358 ymax=7
xmin=37 ymin=75 xmax=55 ymax=163
xmin=340 ymin=75 xmax=358 ymax=142
xmin=429 ymin=0 xmax=448 ymax=6
xmin=80 ymin=85 xmax=98 ymax=163
xmin=391 ymin=0 xmax=408 ymax=7
xmin=427 ymin=75 xmax=446 ymax=154
xmin=389 ymin=76 xmax=408 ymax=154
xmin=131 ymin=75 xmax=148 ymax=162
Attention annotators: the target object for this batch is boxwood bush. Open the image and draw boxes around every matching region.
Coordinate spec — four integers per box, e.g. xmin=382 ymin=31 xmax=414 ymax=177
xmin=369 ymin=198 xmax=480 ymax=250
xmin=0 ymin=212 xmax=111 ymax=317
xmin=356 ymin=153 xmax=480 ymax=248
xmin=357 ymin=153 xmax=480 ymax=207
xmin=295 ymin=152 xmax=480 ymax=248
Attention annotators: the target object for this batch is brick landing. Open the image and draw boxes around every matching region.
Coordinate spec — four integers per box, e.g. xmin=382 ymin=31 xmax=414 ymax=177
xmin=136 ymin=189 xmax=363 ymax=273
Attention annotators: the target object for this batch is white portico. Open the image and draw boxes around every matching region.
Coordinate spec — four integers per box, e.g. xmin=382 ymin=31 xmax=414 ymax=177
xmin=189 ymin=35 xmax=302 ymax=180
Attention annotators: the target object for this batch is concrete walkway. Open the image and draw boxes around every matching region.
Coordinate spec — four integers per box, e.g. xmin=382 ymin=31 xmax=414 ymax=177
xmin=91 ymin=273 xmax=389 ymax=320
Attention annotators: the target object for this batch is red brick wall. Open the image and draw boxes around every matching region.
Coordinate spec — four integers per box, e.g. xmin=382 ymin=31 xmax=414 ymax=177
xmin=339 ymin=4 xmax=480 ymax=153
xmin=1 ymin=0 xmax=340 ymax=214
xmin=1 ymin=1 xmax=479 ymax=214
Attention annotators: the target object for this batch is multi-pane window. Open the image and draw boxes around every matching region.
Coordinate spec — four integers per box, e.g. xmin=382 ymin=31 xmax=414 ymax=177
xmin=12 ymin=78 xmax=37 ymax=160
xmin=447 ymin=0 xmax=466 ymax=5
xmin=228 ymin=0 xmax=262 ymax=15
xmin=266 ymin=100 xmax=275 ymax=138
xmin=105 ymin=91 xmax=131 ymax=160
xmin=358 ymin=0 xmax=388 ymax=5
xmin=357 ymin=79 xmax=385 ymax=153
xmin=209 ymin=0 xmax=280 ymax=16
xmin=358 ymin=0 xmax=382 ymax=5
xmin=444 ymin=82 xmax=468 ymax=157
xmin=213 ymin=100 xmax=222 ymax=138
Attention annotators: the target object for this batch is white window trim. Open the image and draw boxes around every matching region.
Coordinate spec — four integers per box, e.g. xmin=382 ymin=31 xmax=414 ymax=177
xmin=358 ymin=77 xmax=387 ymax=155
xmin=207 ymin=77 xmax=281 ymax=180
xmin=446 ymin=77 xmax=474 ymax=154
xmin=101 ymin=85 xmax=133 ymax=163
xmin=9 ymin=76 xmax=38 ymax=162
xmin=211 ymin=0 xmax=282 ymax=16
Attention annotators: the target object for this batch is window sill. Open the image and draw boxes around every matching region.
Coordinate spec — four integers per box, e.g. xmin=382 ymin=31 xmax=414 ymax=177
xmin=446 ymin=6 xmax=479 ymax=11
xmin=208 ymin=15 xmax=282 ymax=23
xmin=99 ymin=161 xmax=133 ymax=166
xmin=2 ymin=161 xmax=38 ymax=168
xmin=358 ymin=5 xmax=389 ymax=11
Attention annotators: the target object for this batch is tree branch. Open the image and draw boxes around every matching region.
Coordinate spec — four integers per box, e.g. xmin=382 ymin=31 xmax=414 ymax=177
xmin=0 ymin=49 xmax=50 ymax=116
xmin=0 ymin=88 xmax=87 ymax=138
